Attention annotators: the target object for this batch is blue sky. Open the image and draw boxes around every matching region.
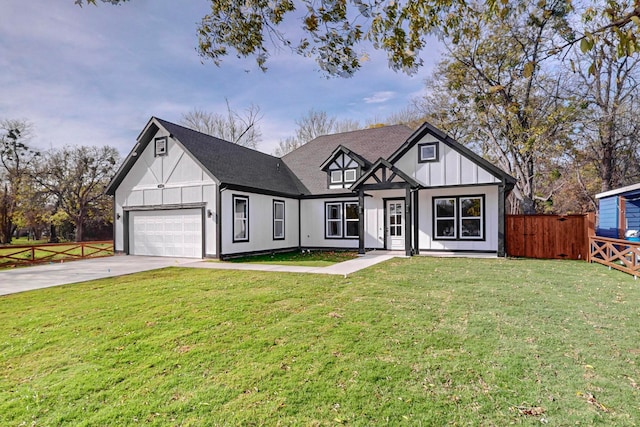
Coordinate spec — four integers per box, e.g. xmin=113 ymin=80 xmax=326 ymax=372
xmin=0 ymin=0 xmax=441 ymax=156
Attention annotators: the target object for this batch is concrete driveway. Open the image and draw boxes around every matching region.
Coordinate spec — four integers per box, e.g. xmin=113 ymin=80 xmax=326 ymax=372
xmin=0 ymin=252 xmax=401 ymax=297
xmin=0 ymin=256 xmax=200 ymax=296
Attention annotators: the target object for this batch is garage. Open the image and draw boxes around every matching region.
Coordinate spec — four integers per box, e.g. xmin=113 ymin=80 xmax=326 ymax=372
xmin=128 ymin=209 xmax=203 ymax=258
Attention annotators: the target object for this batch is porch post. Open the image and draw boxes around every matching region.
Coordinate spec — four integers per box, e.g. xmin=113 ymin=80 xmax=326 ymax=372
xmin=405 ymin=186 xmax=412 ymax=256
xmin=413 ymin=188 xmax=420 ymax=255
xmin=358 ymin=188 xmax=365 ymax=255
xmin=497 ymin=183 xmax=506 ymax=257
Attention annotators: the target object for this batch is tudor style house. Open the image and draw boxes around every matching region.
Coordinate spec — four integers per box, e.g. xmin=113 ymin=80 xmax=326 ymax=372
xmin=106 ymin=117 xmax=515 ymax=259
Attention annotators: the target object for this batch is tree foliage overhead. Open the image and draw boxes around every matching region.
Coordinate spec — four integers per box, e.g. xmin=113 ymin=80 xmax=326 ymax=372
xmin=76 ymin=0 xmax=640 ymax=77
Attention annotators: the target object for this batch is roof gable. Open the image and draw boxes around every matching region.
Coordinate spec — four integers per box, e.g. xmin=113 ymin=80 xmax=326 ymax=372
xmin=320 ymin=145 xmax=370 ymax=171
xmin=107 ymin=117 xmax=307 ymax=196
xmin=282 ymin=125 xmax=414 ymax=195
xmin=389 ymin=121 xmax=516 ymax=186
xmin=352 ymin=158 xmax=420 ymax=190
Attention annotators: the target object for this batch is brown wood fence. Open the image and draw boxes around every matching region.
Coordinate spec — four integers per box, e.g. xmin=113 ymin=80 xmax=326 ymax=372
xmin=0 ymin=241 xmax=114 ymax=267
xmin=588 ymin=236 xmax=640 ymax=278
xmin=506 ymin=214 xmax=595 ymax=260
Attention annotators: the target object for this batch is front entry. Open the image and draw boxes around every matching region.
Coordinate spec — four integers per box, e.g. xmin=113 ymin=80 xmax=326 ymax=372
xmin=386 ymin=200 xmax=405 ymax=250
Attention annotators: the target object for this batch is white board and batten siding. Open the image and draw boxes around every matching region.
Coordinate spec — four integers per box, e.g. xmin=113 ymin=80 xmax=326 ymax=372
xmin=300 ymin=198 xmax=360 ymax=249
xmin=392 ymin=134 xmax=502 ymax=253
xmin=394 ymin=134 xmax=501 ymax=188
xmin=220 ymin=190 xmax=300 ymax=256
xmin=114 ymin=128 xmax=217 ymax=258
xmin=418 ymin=185 xmax=499 ymax=252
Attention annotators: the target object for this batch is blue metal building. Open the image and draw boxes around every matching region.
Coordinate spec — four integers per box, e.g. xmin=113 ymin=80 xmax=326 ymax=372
xmin=596 ymin=183 xmax=640 ymax=240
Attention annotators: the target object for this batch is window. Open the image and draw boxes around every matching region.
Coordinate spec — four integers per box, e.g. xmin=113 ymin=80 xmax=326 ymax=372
xmin=388 ymin=202 xmax=403 ymax=236
xmin=155 ymin=136 xmax=168 ymax=156
xmin=434 ymin=198 xmax=456 ymax=239
xmin=433 ymin=195 xmax=485 ymax=240
xmin=273 ymin=200 xmax=285 ymax=240
xmin=326 ymin=202 xmax=360 ymax=239
xmin=330 ymin=170 xmax=343 ymax=183
xmin=326 ymin=203 xmax=343 ymax=238
xmin=460 ymin=197 xmax=483 ymax=239
xmin=344 ymin=169 xmax=357 ymax=183
xmin=345 ymin=203 xmax=359 ymax=238
xmin=233 ymin=195 xmax=249 ymax=242
xmin=418 ymin=142 xmax=438 ymax=163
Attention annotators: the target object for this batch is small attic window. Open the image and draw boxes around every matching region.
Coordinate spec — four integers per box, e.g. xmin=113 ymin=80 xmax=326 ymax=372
xmin=155 ymin=136 xmax=168 ymax=157
xmin=418 ymin=142 xmax=438 ymax=163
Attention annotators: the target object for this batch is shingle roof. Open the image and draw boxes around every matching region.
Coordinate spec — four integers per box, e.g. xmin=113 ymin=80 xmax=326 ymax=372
xmin=106 ymin=118 xmax=307 ymax=196
xmin=155 ymin=118 xmax=307 ymax=196
xmin=282 ymin=125 xmax=415 ymax=195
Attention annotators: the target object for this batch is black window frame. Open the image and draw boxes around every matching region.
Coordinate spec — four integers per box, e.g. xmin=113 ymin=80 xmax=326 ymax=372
xmin=273 ymin=199 xmax=285 ymax=240
xmin=418 ymin=142 xmax=438 ymax=163
xmin=324 ymin=201 xmax=360 ymax=239
xmin=432 ymin=195 xmax=485 ymax=241
xmin=232 ymin=195 xmax=249 ymax=243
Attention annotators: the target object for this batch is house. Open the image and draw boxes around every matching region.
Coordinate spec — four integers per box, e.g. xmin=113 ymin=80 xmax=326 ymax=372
xmin=595 ymin=183 xmax=640 ymax=240
xmin=105 ymin=117 xmax=516 ymax=259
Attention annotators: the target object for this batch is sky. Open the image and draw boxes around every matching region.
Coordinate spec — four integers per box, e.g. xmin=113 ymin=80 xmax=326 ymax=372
xmin=0 ymin=0 xmax=442 ymax=156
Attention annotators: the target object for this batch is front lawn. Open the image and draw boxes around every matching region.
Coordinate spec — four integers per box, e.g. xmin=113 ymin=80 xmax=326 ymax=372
xmin=1 ymin=258 xmax=638 ymax=425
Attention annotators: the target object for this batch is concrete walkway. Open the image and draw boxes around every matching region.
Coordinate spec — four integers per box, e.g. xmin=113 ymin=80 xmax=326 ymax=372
xmin=188 ymin=252 xmax=399 ymax=276
xmin=0 ymin=252 xmax=401 ymax=296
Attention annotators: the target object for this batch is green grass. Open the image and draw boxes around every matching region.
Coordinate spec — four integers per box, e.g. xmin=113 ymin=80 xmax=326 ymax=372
xmin=227 ymin=250 xmax=358 ymax=267
xmin=1 ymin=257 xmax=639 ymax=425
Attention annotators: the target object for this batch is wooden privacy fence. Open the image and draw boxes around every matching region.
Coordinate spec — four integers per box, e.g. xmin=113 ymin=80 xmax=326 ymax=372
xmin=506 ymin=214 xmax=594 ymax=260
xmin=0 ymin=241 xmax=114 ymax=267
xmin=588 ymin=236 xmax=640 ymax=278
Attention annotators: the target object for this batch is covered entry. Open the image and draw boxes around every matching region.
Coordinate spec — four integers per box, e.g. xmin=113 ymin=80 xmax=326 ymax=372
xmin=128 ymin=208 xmax=203 ymax=258
xmin=352 ymin=159 xmax=421 ymax=256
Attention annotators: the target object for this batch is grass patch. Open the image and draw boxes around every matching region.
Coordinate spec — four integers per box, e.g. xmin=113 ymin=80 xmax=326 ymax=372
xmin=227 ymin=250 xmax=358 ymax=267
xmin=1 ymin=258 xmax=639 ymax=425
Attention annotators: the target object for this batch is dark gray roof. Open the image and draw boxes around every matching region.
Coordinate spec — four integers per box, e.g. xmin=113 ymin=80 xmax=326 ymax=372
xmin=157 ymin=118 xmax=307 ymax=196
xmin=107 ymin=118 xmax=307 ymax=197
xmin=282 ymin=125 xmax=415 ymax=195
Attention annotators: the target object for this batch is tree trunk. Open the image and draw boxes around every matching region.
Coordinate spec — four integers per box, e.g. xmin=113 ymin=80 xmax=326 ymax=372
xmin=49 ymin=224 xmax=59 ymax=243
xmin=75 ymin=218 xmax=84 ymax=242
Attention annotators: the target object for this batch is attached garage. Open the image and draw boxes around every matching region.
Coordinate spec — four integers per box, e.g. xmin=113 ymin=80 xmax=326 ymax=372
xmin=128 ymin=209 xmax=203 ymax=258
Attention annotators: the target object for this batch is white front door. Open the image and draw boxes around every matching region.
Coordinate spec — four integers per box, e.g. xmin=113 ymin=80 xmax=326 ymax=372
xmin=386 ymin=200 xmax=404 ymax=251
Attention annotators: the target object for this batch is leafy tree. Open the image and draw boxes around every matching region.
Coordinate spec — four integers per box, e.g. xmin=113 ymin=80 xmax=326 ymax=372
xmin=0 ymin=120 xmax=39 ymax=244
xmin=417 ymin=0 xmax=578 ymax=213
xmin=33 ymin=146 xmax=119 ymax=242
xmin=180 ymin=100 xmax=262 ymax=149
xmin=569 ymin=4 xmax=640 ymax=192
xmin=76 ymin=0 xmax=640 ymax=77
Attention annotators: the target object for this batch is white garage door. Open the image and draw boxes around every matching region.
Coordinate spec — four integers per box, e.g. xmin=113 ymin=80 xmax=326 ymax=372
xmin=129 ymin=209 xmax=203 ymax=258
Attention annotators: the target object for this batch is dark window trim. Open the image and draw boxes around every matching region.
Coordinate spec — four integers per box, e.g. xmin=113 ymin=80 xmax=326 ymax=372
xmin=232 ymin=195 xmax=249 ymax=243
xmin=418 ymin=142 xmax=438 ymax=163
xmin=432 ymin=194 xmax=486 ymax=241
xmin=154 ymin=136 xmax=168 ymax=157
xmin=273 ymin=199 xmax=285 ymax=240
xmin=324 ymin=201 xmax=360 ymax=240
